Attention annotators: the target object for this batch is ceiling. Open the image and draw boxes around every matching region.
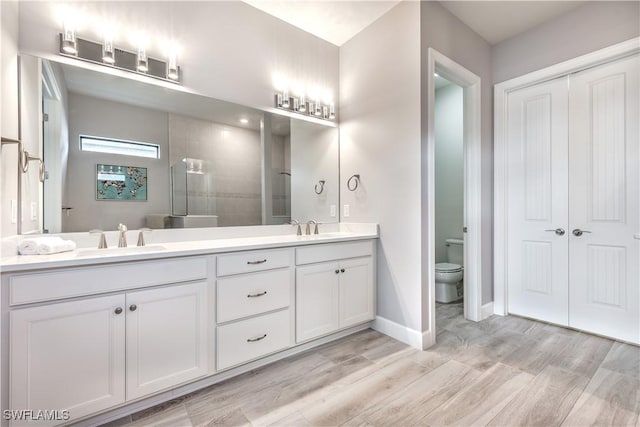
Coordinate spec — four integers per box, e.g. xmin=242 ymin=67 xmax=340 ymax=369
xmin=244 ymin=0 xmax=586 ymax=46
xmin=439 ymin=1 xmax=586 ymax=45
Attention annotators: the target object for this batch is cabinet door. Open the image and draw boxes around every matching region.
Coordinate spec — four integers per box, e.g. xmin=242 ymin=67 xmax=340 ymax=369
xmin=339 ymin=257 xmax=375 ymax=328
xmin=296 ymin=262 xmax=340 ymax=342
xmin=126 ymin=281 xmax=209 ymax=400
xmin=11 ymin=295 xmax=126 ymax=425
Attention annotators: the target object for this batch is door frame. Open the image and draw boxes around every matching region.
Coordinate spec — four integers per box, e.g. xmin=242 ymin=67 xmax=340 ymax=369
xmin=425 ymin=48 xmax=482 ymax=346
xmin=493 ymin=37 xmax=640 ymax=316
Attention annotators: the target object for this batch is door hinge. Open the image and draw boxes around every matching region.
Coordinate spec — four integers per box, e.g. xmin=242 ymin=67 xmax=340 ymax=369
xmin=43 ymin=113 xmax=49 ymax=122
xmin=463 ymin=227 xmax=468 ymax=233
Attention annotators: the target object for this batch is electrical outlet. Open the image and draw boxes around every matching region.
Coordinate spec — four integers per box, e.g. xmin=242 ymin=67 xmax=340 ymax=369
xmin=343 ymin=204 xmax=350 ymax=218
xmin=11 ymin=200 xmax=17 ymax=224
xmin=31 ymin=202 xmax=37 ymax=221
xmin=330 ymin=205 xmax=336 ymax=217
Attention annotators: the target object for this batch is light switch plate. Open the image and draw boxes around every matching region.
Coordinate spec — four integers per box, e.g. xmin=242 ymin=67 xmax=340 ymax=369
xmin=330 ymin=205 xmax=336 ymax=217
xmin=343 ymin=204 xmax=350 ymax=218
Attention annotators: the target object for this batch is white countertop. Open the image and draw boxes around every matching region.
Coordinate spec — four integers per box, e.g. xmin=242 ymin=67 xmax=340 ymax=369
xmin=0 ymin=225 xmax=378 ymax=273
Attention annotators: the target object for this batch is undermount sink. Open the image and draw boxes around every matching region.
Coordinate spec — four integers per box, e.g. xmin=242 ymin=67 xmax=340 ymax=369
xmin=74 ymin=245 xmax=168 ymax=258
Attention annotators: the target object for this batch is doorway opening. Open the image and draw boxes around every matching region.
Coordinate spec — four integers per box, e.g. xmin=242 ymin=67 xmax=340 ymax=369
xmin=424 ymin=48 xmax=483 ymax=347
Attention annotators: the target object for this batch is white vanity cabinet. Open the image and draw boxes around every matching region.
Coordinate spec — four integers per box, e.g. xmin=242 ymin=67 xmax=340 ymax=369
xmin=295 ymin=241 xmax=375 ymax=343
xmin=7 ymin=256 xmax=212 ymax=425
xmin=10 ymin=295 xmax=126 ymax=424
xmin=216 ymin=249 xmax=294 ymax=370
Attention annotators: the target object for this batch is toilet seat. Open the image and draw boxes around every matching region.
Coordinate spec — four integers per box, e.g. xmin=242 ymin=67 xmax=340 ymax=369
xmin=435 ymin=262 xmax=463 ymax=273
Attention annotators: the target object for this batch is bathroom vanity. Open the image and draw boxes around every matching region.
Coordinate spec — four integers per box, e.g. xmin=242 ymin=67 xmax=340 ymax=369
xmin=0 ymin=226 xmax=377 ymax=426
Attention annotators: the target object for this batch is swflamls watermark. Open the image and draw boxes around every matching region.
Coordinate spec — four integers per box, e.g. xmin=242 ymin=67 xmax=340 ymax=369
xmin=3 ymin=410 xmax=70 ymax=421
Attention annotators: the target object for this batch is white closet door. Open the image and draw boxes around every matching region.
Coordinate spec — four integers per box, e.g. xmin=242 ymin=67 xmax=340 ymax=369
xmin=507 ymin=77 xmax=570 ymax=325
xmin=568 ymin=55 xmax=640 ymax=344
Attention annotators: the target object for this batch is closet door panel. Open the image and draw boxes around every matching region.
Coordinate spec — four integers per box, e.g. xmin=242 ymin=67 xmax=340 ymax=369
xmin=568 ymin=55 xmax=639 ymax=344
xmin=506 ymin=77 xmax=570 ymax=325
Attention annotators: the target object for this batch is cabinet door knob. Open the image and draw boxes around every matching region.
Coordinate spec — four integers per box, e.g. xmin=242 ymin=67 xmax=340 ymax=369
xmin=335 ymin=269 xmax=340 ymax=274
xmin=340 ymin=268 xmax=345 ymax=273
xmin=129 ymin=304 xmax=137 ymax=311
xmin=114 ymin=307 xmax=123 ymax=315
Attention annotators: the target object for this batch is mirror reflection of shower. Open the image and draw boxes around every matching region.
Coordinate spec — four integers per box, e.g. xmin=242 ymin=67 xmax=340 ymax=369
xmin=171 ymin=157 xmax=216 ymax=217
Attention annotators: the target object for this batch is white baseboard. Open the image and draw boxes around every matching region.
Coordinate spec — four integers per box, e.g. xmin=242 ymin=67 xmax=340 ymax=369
xmin=481 ymin=302 xmax=494 ymax=319
xmin=372 ymin=315 xmax=433 ymax=350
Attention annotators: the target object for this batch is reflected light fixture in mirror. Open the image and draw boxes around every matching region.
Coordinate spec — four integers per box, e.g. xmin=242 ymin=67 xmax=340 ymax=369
xmin=62 ymin=21 xmax=77 ymax=55
xmin=167 ymin=52 xmax=179 ymax=80
xmin=282 ymin=89 xmax=290 ymax=108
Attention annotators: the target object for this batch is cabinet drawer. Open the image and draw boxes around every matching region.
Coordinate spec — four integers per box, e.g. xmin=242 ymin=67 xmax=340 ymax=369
xmin=217 ymin=309 xmax=290 ymax=370
xmin=9 ymin=256 xmax=210 ymax=306
xmin=217 ymin=249 xmax=292 ymax=277
xmin=296 ymin=240 xmax=374 ymax=265
xmin=217 ymin=269 xmax=291 ymax=323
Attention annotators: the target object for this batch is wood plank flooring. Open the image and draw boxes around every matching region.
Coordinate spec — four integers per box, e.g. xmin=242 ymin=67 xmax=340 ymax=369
xmin=105 ymin=303 xmax=640 ymax=427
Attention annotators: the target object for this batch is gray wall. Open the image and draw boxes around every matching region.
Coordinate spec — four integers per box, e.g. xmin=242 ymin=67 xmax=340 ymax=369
xmin=492 ymin=1 xmax=640 ymax=83
xmin=420 ymin=1 xmax=495 ymax=310
xmin=435 ymin=84 xmax=464 ymax=264
xmin=65 ymin=92 xmax=170 ymax=232
xmin=340 ymin=1 xmax=423 ymax=331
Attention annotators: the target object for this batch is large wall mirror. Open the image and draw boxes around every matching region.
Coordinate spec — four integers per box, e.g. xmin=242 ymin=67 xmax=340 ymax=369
xmin=27 ymin=55 xmax=338 ymax=233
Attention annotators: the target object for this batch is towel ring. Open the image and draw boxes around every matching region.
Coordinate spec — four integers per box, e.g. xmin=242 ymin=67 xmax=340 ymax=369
xmin=347 ymin=174 xmax=360 ymax=191
xmin=314 ymin=180 xmax=326 ymax=195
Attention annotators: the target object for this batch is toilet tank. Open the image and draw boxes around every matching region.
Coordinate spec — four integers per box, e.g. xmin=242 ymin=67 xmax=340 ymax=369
xmin=446 ymin=238 xmax=464 ymax=266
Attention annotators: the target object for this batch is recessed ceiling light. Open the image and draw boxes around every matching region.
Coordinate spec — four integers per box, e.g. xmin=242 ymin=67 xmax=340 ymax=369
xmin=434 ymin=73 xmax=439 ymax=77
xmin=239 ymin=118 xmax=249 ymax=124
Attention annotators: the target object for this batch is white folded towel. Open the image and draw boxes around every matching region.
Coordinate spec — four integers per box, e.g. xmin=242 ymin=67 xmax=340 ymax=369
xmin=18 ymin=237 xmax=77 ymax=255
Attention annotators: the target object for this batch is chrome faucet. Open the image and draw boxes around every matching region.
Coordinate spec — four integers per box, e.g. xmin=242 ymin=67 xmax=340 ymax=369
xmin=118 ymin=223 xmax=128 ymax=248
xmin=89 ymin=229 xmax=108 ymax=249
xmin=306 ymin=220 xmax=319 ymax=235
xmin=290 ymin=220 xmax=302 ymax=236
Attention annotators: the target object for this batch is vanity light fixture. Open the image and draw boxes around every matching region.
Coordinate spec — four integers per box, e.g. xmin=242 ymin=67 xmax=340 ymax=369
xmin=274 ymin=91 xmax=334 ymax=121
xmin=62 ymin=21 xmax=77 ymax=55
xmin=137 ymin=47 xmax=148 ymax=73
xmin=102 ymin=35 xmax=115 ymax=64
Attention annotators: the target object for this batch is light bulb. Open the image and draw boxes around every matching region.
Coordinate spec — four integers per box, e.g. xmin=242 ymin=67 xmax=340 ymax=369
xmin=299 ymin=95 xmax=307 ymax=112
xmin=282 ymin=90 xmax=290 ymax=108
xmin=62 ymin=21 xmax=77 ymax=55
xmin=167 ymin=52 xmax=179 ymax=80
xmin=329 ymin=103 xmax=335 ymax=119
xmin=102 ymin=35 xmax=115 ymax=64
xmin=137 ymin=47 xmax=148 ymax=73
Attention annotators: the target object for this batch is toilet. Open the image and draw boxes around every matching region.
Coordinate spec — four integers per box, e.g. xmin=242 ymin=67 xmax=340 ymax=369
xmin=435 ymin=238 xmax=464 ymax=303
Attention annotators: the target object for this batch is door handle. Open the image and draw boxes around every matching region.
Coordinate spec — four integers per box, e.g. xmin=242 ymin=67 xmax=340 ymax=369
xmin=545 ymin=228 xmax=565 ymax=236
xmin=572 ymin=229 xmax=592 ymax=237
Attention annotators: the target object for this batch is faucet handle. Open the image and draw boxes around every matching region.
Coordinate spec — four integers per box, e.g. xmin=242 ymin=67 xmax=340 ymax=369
xmin=118 ymin=223 xmax=128 ymax=232
xmin=137 ymin=228 xmax=152 ymax=247
xmin=89 ymin=229 xmax=108 ymax=249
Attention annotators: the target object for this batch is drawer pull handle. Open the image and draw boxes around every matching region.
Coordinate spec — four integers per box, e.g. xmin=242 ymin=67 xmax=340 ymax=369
xmin=247 ymin=291 xmax=267 ymax=298
xmin=247 ymin=334 xmax=267 ymax=342
xmin=247 ymin=259 xmax=267 ymax=265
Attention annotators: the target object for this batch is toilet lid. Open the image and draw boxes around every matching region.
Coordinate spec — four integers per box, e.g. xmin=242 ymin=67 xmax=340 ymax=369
xmin=435 ymin=263 xmax=463 ymax=272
